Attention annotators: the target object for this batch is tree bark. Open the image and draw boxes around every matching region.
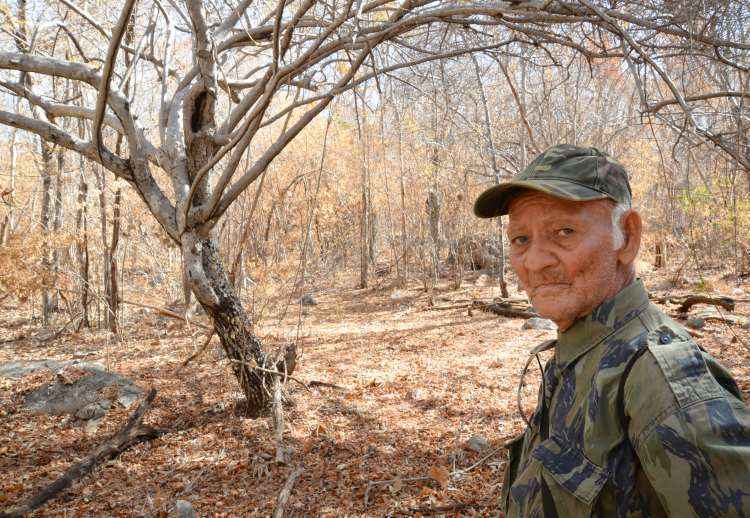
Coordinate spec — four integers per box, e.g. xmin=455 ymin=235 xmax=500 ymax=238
xmin=181 ymin=231 xmax=273 ymax=414
xmin=426 ymin=189 xmax=442 ymax=283
xmin=39 ymin=141 xmax=54 ymax=325
xmin=396 ymin=110 xmax=409 ymax=280
xmin=108 ymin=188 xmax=121 ymax=333
xmin=48 ymin=147 xmax=64 ymax=312
xmin=354 ymin=92 xmax=370 ymax=289
xmin=368 ymin=211 xmax=378 ymax=265
xmin=74 ymin=172 xmax=90 ymax=328
xmin=93 ymin=166 xmax=115 ymax=331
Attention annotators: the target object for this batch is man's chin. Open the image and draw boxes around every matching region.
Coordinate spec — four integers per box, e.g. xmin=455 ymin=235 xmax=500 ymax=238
xmin=528 ymin=296 xmax=568 ymax=324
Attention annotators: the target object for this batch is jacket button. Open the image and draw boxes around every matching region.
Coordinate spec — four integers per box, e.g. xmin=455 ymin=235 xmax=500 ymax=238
xmin=659 ymin=333 xmax=672 ymax=344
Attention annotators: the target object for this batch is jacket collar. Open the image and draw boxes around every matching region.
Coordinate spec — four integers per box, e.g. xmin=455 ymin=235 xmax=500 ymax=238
xmin=555 ymin=279 xmax=650 ymax=370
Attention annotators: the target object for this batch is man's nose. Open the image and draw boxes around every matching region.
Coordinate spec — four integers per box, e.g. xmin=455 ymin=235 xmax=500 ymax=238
xmin=523 ymin=239 xmax=558 ymax=272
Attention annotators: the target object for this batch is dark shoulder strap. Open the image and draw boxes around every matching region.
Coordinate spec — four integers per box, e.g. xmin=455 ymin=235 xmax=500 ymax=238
xmin=616 ymin=346 xmax=650 ymax=433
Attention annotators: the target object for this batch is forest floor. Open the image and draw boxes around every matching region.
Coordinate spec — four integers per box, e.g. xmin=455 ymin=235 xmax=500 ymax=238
xmin=1 ymin=270 xmax=750 ymax=517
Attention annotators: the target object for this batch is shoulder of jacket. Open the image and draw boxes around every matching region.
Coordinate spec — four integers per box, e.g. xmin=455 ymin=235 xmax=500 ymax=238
xmin=629 ymin=323 xmax=724 ymax=410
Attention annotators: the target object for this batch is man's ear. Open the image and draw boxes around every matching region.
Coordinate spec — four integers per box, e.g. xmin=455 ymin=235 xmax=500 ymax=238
xmin=618 ymin=209 xmax=642 ymax=266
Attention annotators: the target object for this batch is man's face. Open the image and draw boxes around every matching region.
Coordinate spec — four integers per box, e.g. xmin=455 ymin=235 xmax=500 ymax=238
xmin=507 ymin=192 xmax=622 ymax=331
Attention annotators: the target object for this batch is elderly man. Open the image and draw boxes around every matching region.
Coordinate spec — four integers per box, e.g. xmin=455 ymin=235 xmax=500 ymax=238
xmin=474 ymin=144 xmax=750 ymax=517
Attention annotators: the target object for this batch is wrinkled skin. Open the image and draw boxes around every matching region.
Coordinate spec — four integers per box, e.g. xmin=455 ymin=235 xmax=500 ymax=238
xmin=507 ymin=191 xmax=642 ymax=331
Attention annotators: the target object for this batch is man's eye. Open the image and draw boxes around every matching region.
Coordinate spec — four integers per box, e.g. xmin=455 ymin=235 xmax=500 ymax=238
xmin=557 ymin=228 xmax=575 ymax=237
xmin=511 ymin=236 xmax=529 ymax=246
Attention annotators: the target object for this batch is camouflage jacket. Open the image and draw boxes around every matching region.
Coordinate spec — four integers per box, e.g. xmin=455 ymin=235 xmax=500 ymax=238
xmin=501 ymin=279 xmax=750 ymax=517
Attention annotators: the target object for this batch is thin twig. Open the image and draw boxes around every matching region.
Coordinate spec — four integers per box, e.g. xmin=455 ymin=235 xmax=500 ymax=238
xmin=118 ymin=299 xmax=211 ymax=330
xmin=178 ymin=330 xmax=215 ymax=369
xmin=226 ymin=360 xmax=312 ymax=392
xmin=715 ymin=305 xmax=750 ymax=353
xmin=307 ymin=380 xmax=346 ymax=390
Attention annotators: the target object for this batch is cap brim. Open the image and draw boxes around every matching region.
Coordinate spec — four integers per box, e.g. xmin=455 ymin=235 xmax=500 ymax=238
xmin=473 ymin=179 xmax=611 ymax=218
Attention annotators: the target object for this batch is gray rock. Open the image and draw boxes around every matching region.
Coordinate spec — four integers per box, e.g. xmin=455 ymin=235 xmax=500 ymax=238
xmin=174 ymin=500 xmax=196 ymax=518
xmin=300 ymin=294 xmax=317 ymax=306
xmin=522 ymin=317 xmax=557 ymax=331
xmin=84 ymin=417 xmax=103 ymax=435
xmin=117 ymin=390 xmax=141 ymax=409
xmin=72 ymin=351 xmax=97 ymax=359
xmin=20 ymin=363 xmax=142 ymax=420
xmin=0 ymin=360 xmax=107 ymax=380
xmin=686 ymin=317 xmax=706 ymax=330
xmin=75 ymin=399 xmax=111 ymax=420
xmin=466 ymin=435 xmax=490 ymax=453
xmin=0 ymin=360 xmax=64 ymax=379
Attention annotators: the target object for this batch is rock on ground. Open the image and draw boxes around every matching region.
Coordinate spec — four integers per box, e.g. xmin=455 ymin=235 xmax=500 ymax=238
xmin=466 ymin=435 xmax=490 ymax=453
xmin=300 ymin=294 xmax=317 ymax=306
xmin=522 ymin=317 xmax=557 ymax=331
xmin=0 ymin=360 xmax=143 ymax=420
xmin=174 ymin=500 xmax=196 ymax=518
xmin=686 ymin=317 xmax=706 ymax=330
xmin=0 ymin=359 xmax=70 ymax=379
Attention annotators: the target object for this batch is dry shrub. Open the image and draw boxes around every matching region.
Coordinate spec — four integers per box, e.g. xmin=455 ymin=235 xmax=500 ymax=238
xmin=0 ymin=233 xmax=58 ymax=302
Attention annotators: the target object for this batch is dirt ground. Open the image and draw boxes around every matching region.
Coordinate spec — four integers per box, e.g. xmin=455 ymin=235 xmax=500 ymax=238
xmin=1 ymin=271 xmax=749 ymax=517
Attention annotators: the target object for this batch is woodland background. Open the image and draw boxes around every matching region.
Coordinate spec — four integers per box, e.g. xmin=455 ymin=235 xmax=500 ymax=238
xmin=0 ymin=0 xmax=749 ymax=516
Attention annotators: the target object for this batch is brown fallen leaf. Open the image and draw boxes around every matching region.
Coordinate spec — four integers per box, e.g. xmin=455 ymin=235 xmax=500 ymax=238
xmin=429 ymin=465 xmax=450 ymax=489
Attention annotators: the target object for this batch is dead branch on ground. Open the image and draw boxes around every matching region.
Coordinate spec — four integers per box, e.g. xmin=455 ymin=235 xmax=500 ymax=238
xmin=650 ymin=293 xmax=736 ymax=312
xmin=0 ymin=389 xmax=160 ymax=518
xmin=307 ymin=380 xmax=346 ymax=390
xmin=429 ymin=298 xmax=537 ymax=319
xmin=472 ymin=300 xmax=538 ymax=319
xmin=677 ymin=295 xmax=735 ymax=313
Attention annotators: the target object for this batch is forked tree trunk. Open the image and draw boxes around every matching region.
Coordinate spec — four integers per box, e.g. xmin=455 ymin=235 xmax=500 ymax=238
xmin=181 ymin=230 xmax=273 ymax=414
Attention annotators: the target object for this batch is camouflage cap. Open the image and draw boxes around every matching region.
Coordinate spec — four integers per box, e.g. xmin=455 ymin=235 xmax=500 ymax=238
xmin=473 ymin=144 xmax=632 ymax=218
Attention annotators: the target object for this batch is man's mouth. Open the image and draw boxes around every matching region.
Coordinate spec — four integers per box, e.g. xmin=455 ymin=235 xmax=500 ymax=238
xmin=530 ymin=283 xmax=570 ymax=296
